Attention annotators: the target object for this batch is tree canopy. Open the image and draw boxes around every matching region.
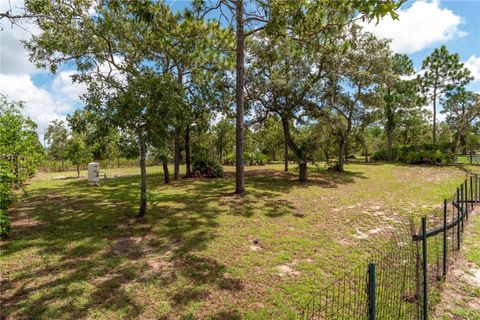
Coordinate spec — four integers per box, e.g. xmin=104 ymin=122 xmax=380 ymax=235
xmin=2 ymin=0 xmax=476 ymax=219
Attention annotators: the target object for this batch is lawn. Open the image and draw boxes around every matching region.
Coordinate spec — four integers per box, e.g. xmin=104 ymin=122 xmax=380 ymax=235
xmin=0 ymin=162 xmax=470 ymax=319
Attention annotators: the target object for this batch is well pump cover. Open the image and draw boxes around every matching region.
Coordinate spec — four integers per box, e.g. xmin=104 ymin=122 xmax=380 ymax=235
xmin=88 ymin=162 xmax=100 ymax=186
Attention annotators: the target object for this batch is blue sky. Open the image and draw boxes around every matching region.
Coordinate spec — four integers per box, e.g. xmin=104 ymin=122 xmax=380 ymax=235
xmin=360 ymin=0 xmax=480 ymax=93
xmin=0 ymin=0 xmax=479 ymax=138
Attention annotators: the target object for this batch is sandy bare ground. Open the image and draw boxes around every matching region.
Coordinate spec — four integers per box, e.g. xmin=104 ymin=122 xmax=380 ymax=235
xmin=433 ymin=208 xmax=480 ymax=320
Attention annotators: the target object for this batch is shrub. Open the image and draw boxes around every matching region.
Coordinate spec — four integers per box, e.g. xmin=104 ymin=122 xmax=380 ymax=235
xmin=372 ymin=146 xmax=453 ymax=165
xmin=0 ymin=168 xmax=14 ymax=209
xmin=245 ymin=152 xmax=269 ymax=166
xmin=222 ymin=153 xmax=235 ymax=166
xmin=225 ymin=152 xmax=269 ymax=166
xmin=244 ymin=152 xmax=254 ymax=166
xmin=253 ymin=152 xmax=268 ymax=165
xmin=327 ymin=162 xmax=342 ymax=171
xmin=192 ymin=159 xmax=223 ymax=178
xmin=404 ymin=149 xmax=453 ymax=165
xmin=371 ymin=150 xmax=388 ymax=161
xmin=0 ymin=209 xmax=11 ymax=240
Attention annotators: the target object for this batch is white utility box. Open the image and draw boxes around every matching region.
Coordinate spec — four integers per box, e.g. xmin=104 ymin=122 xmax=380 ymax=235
xmin=88 ymin=162 xmax=100 ymax=186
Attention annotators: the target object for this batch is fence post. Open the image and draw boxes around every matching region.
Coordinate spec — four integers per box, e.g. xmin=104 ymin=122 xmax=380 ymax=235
xmin=457 ymin=187 xmax=461 ymax=250
xmin=470 ymin=176 xmax=474 ymax=210
xmin=476 ymin=174 xmax=479 ymax=203
xmin=422 ymin=217 xmax=428 ymax=320
xmin=464 ymin=180 xmax=468 ymax=221
xmin=475 ymin=174 xmax=478 ymax=203
xmin=476 ymin=174 xmax=478 ymax=203
xmin=443 ymin=199 xmax=447 ymax=278
xmin=368 ymin=262 xmax=376 ymax=320
xmin=460 ymin=185 xmax=464 ymax=232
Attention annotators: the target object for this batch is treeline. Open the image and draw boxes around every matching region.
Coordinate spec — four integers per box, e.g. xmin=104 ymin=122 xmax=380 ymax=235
xmin=3 ymin=0 xmax=479 ymax=219
xmin=0 ymin=96 xmax=44 ymax=239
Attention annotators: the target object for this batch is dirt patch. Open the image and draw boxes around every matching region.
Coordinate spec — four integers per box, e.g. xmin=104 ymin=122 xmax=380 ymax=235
xmin=249 ymin=245 xmax=261 ymax=251
xmin=276 ymin=262 xmax=301 ymax=277
xmin=434 ymin=257 xmax=480 ymax=318
xmin=355 ymin=225 xmax=396 ymax=240
xmin=434 ymin=208 xmax=480 ymax=319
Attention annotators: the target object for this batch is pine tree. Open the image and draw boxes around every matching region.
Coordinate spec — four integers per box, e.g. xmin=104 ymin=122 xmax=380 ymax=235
xmin=419 ymin=46 xmax=472 ymax=144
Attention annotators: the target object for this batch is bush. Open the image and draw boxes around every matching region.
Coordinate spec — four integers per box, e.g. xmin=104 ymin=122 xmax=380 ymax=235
xmin=371 ymin=146 xmax=453 ymax=165
xmin=255 ymin=153 xmax=268 ymax=165
xmin=0 ymin=209 xmax=11 ymax=240
xmin=371 ymin=150 xmax=388 ymax=161
xmin=327 ymin=162 xmax=342 ymax=171
xmin=192 ymin=159 xmax=223 ymax=178
xmin=404 ymin=149 xmax=453 ymax=165
xmin=222 ymin=153 xmax=235 ymax=166
xmin=223 ymin=152 xmax=269 ymax=166
xmin=0 ymin=168 xmax=14 ymax=209
xmin=245 ymin=152 xmax=269 ymax=166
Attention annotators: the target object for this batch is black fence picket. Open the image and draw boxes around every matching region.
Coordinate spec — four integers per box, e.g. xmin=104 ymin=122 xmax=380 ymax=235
xmin=301 ymin=173 xmax=479 ymax=320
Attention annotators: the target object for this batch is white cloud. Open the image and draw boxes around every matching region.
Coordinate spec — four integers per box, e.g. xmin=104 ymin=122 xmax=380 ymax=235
xmin=0 ymin=1 xmax=41 ymax=75
xmin=0 ymin=23 xmax=40 ymax=75
xmin=464 ymin=55 xmax=480 ymax=82
xmin=0 ymin=1 xmax=87 ymax=139
xmin=51 ymin=71 xmax=88 ymax=103
xmin=359 ymin=0 xmax=466 ymax=54
xmin=0 ymin=74 xmax=75 ymax=138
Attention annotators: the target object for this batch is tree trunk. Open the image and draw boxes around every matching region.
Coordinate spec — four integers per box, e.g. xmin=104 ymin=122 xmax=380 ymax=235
xmin=117 ymin=156 xmax=120 ymax=168
xmin=184 ymin=125 xmax=191 ymax=178
xmin=299 ymin=162 xmax=307 ymax=182
xmin=344 ymin=140 xmax=349 ymax=164
xmin=174 ymin=127 xmax=180 ymax=180
xmin=137 ymin=131 xmax=147 ymax=218
xmin=284 ymin=132 xmax=288 ymax=172
xmin=387 ymin=129 xmax=393 ymax=161
xmin=77 ymin=165 xmax=80 ymax=178
xmin=451 ymin=131 xmax=461 ymax=153
xmin=432 ymin=90 xmax=437 ymax=145
xmin=281 ymin=116 xmax=307 ymax=181
xmin=61 ymin=158 xmax=65 ymax=172
xmin=163 ymin=159 xmax=170 ymax=184
xmin=338 ymin=138 xmax=346 ymax=172
xmin=235 ymin=0 xmax=245 ymax=194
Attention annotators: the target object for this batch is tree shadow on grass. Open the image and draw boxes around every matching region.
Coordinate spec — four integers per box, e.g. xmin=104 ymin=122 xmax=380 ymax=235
xmin=1 ymin=173 xmax=238 ymax=318
xmin=0 ymin=166 xmax=369 ymax=319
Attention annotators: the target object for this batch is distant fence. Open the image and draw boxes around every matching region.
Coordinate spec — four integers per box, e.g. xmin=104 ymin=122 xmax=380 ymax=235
xmin=302 ymin=173 xmax=479 ymax=320
xmin=454 ymin=154 xmax=480 ymax=165
xmin=38 ymin=158 xmax=162 ymax=172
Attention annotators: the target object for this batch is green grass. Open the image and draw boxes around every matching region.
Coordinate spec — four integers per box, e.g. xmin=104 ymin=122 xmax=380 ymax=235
xmin=455 ymin=155 xmax=480 ymax=166
xmin=465 ymin=214 xmax=480 ymax=267
xmin=0 ymin=162 xmax=470 ymax=319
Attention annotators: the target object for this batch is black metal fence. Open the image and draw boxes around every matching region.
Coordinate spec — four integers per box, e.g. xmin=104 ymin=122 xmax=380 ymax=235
xmin=302 ymin=173 xmax=479 ymax=320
